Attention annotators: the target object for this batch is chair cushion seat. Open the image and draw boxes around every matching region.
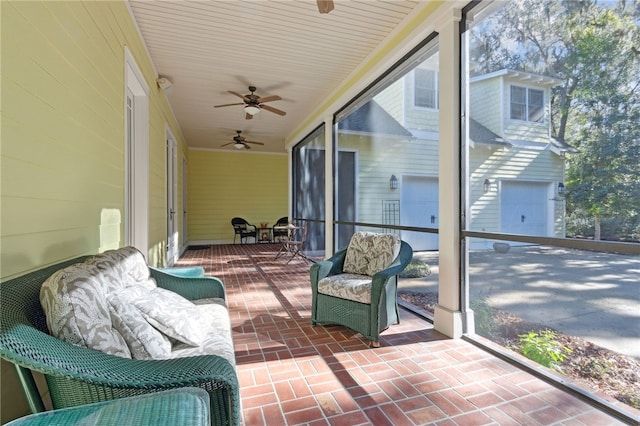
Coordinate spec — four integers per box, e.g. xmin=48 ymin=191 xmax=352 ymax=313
xmin=318 ymin=273 xmax=372 ymax=304
xmin=170 ymin=298 xmax=235 ymax=366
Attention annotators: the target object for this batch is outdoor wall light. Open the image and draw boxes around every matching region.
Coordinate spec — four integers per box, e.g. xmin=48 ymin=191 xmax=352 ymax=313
xmin=156 ymin=76 xmax=172 ymax=91
xmin=389 ymin=175 xmax=398 ymax=190
xmin=558 ymin=182 xmax=565 ymax=195
xmin=483 ymin=179 xmax=491 ymax=193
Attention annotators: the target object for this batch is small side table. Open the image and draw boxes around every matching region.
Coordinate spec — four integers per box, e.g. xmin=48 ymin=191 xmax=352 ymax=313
xmin=6 ymin=388 xmax=210 ymax=426
xmin=257 ymin=223 xmax=272 ymax=243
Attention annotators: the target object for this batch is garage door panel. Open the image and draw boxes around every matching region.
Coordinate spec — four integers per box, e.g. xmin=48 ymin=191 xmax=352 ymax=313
xmin=401 ymin=176 xmax=438 ymax=251
xmin=500 ymin=181 xmax=549 ymax=237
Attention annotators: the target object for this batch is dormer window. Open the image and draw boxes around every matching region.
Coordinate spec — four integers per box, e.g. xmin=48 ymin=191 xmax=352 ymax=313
xmin=510 ymin=85 xmax=544 ymax=122
xmin=414 ymin=68 xmax=438 ymax=109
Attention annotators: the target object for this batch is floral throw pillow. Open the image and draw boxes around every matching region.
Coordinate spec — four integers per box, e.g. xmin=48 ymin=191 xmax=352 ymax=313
xmin=116 ymin=286 xmax=209 ymax=346
xmin=40 ymin=262 xmax=131 ymax=358
xmin=108 ymin=293 xmax=172 ymax=359
xmin=343 ymin=232 xmax=401 ymax=277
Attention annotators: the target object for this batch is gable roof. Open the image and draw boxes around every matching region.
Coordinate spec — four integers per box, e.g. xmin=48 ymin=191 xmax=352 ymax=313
xmin=338 ymin=100 xmax=413 ymax=137
xmin=550 ymin=137 xmax=579 ymax=153
xmin=469 ymin=119 xmax=511 ymax=147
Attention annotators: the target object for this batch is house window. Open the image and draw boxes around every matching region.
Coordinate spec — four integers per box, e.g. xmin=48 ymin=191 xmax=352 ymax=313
xmin=510 ymin=85 xmax=544 ymax=122
xmin=414 ymin=68 xmax=438 ymax=109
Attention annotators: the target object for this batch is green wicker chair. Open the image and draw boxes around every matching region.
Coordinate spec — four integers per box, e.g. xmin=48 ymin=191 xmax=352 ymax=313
xmin=310 ymin=236 xmax=413 ymax=347
xmin=0 ymin=257 xmax=240 ymax=426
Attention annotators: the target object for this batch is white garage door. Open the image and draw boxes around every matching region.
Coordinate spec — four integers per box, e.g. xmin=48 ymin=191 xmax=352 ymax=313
xmin=401 ymin=176 xmax=439 ymax=251
xmin=500 ymin=181 xmax=550 ymax=237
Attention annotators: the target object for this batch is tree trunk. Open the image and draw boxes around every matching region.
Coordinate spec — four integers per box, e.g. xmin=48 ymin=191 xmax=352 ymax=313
xmin=594 ymin=214 xmax=601 ymax=241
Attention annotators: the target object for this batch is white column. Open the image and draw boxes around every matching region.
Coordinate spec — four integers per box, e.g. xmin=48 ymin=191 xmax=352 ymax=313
xmin=434 ymin=8 xmax=464 ymax=338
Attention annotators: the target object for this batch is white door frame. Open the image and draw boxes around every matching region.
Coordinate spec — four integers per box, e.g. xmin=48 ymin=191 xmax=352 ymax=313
xmin=182 ymin=155 xmax=189 ymax=251
xmin=124 ymin=47 xmax=149 ymax=254
xmin=166 ymin=127 xmax=178 ymax=266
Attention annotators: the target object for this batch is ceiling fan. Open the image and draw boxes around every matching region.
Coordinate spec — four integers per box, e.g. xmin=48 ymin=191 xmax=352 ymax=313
xmin=220 ymin=130 xmax=265 ymax=150
xmin=214 ymin=86 xmax=286 ymax=119
xmin=317 ymin=0 xmax=334 ymax=13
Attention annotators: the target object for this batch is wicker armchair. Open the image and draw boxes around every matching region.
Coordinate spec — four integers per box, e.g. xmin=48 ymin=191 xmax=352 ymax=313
xmin=231 ymin=217 xmax=257 ymax=244
xmin=310 ymin=233 xmax=413 ymax=347
xmin=271 ymin=217 xmax=289 ymax=242
xmin=0 ymin=258 xmax=240 ymax=426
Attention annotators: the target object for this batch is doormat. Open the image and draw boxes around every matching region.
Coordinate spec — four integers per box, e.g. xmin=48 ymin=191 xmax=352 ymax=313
xmin=186 ymin=245 xmax=210 ymax=250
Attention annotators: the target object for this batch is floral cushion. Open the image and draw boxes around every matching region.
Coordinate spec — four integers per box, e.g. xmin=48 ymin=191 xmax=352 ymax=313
xmin=108 ymin=292 xmax=172 ymax=359
xmin=41 ymin=246 xmax=235 ymax=364
xmin=343 ymin=232 xmax=401 ymax=277
xmin=193 ymin=298 xmax=231 ymax=331
xmin=40 ymin=262 xmax=131 ymax=358
xmin=91 ymin=246 xmax=156 ymax=293
xmin=115 ymin=286 xmax=209 ymax=346
xmin=170 ymin=298 xmax=235 ymax=366
xmin=317 ymin=273 xmax=373 ymax=304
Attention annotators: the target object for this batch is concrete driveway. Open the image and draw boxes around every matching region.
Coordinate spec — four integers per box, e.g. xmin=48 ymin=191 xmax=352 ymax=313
xmin=399 ymin=245 xmax=640 ymax=359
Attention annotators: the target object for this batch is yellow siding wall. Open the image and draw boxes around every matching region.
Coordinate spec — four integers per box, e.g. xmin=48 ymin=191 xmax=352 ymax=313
xmin=188 ymin=150 xmax=288 ymax=243
xmin=1 ymin=2 xmax=187 ymax=421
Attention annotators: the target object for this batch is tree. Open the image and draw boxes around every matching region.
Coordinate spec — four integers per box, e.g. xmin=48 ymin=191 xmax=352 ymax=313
xmin=469 ymin=0 xmax=640 ymax=240
xmin=564 ymin=6 xmax=640 ymax=239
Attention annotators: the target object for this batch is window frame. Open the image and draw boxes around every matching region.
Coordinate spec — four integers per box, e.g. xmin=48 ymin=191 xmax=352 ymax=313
xmin=413 ymin=67 xmax=439 ymax=110
xmin=509 ymin=84 xmax=544 ymax=123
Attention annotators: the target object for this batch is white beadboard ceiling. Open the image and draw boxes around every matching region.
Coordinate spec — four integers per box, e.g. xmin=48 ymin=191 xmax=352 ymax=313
xmin=128 ymin=0 xmax=424 ymax=152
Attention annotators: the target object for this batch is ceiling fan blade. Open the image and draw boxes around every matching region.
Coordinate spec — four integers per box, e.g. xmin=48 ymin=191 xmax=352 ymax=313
xmin=228 ymin=90 xmax=249 ymax=101
xmin=245 ymin=112 xmax=253 ymax=120
xmin=260 ymin=104 xmax=287 ymax=116
xmin=244 ymin=141 xmax=265 ymax=145
xmin=243 ymin=144 xmax=252 ymax=149
xmin=220 ymin=142 xmax=234 ymax=147
xmin=214 ymin=102 xmax=245 ymax=108
xmin=317 ymin=0 xmax=334 ymax=14
xmin=257 ymin=95 xmax=282 ymax=103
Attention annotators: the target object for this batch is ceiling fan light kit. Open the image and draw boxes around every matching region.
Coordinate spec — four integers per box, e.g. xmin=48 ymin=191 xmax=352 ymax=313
xmin=244 ymin=105 xmax=260 ymax=116
xmin=214 ymin=86 xmax=286 ymax=149
xmin=214 ymin=86 xmax=286 ymax=120
xmin=220 ymin=130 xmax=265 ymax=150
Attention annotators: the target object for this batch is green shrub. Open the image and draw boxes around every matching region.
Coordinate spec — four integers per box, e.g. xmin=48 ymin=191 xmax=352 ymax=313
xmin=399 ymin=259 xmax=431 ymax=278
xmin=518 ymin=330 xmax=572 ymax=372
xmin=470 ymin=296 xmax=497 ymax=338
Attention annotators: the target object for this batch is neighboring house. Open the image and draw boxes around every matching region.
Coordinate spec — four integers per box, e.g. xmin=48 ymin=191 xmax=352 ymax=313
xmin=467 ymin=69 xmax=576 ymax=248
xmin=338 ymin=66 xmax=575 ymax=251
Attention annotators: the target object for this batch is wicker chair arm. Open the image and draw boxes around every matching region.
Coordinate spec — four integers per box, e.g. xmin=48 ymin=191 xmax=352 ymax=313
xmin=370 ymin=242 xmax=414 ymax=297
xmin=149 ymin=268 xmax=226 ymax=300
xmin=326 ymin=248 xmax=347 ymax=274
xmin=310 ymin=262 xmax=331 ymax=291
xmin=2 ymin=325 xmax=240 ymax=424
xmin=155 ymin=266 xmax=206 ymax=278
xmin=2 ymin=325 xmax=236 ymax=387
xmin=310 ymin=248 xmax=347 ymax=289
